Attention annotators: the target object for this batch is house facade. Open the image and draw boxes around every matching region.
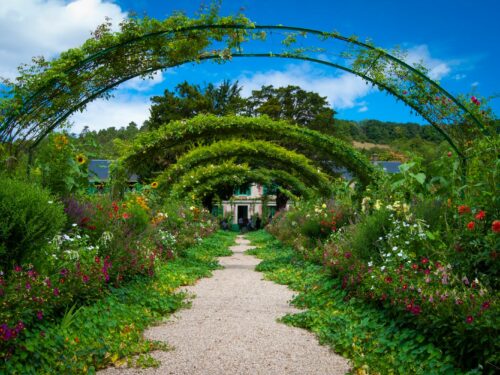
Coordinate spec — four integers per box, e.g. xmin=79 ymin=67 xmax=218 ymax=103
xmin=219 ymin=183 xmax=285 ymax=229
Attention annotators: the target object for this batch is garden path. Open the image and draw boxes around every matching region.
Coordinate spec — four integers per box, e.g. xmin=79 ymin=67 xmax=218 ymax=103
xmin=100 ymin=235 xmax=350 ymax=375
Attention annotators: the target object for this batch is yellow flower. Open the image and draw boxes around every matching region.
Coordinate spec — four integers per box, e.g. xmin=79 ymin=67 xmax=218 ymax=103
xmin=75 ymin=154 xmax=87 ymax=165
xmin=321 ymin=203 xmax=327 ymax=209
xmin=374 ymin=199 xmax=382 ymax=210
xmin=54 ymin=135 xmax=68 ymax=150
xmin=151 ymin=181 xmax=159 ymax=189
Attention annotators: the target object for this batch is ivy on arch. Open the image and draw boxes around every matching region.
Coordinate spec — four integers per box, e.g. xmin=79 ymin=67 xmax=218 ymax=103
xmin=0 ymin=9 xmax=494 ymax=180
xmin=169 ymin=161 xmax=314 ymax=200
xmin=122 ymin=114 xmax=379 ymax=188
xmin=157 ymin=139 xmax=333 ymax=196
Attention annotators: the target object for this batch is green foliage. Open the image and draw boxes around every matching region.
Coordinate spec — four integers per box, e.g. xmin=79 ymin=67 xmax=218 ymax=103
xmin=158 ymin=139 xmax=334 ymax=196
xmin=34 ymin=133 xmax=89 ymax=196
xmin=123 ymin=114 xmax=379 ymax=188
xmin=0 ymin=178 xmax=66 ymax=269
xmin=1 ymin=231 xmax=236 ymax=374
xmin=170 ymin=161 xmax=315 ymax=200
xmin=245 ymin=231 xmax=466 ymax=375
xmin=145 ymin=80 xmax=247 ymax=130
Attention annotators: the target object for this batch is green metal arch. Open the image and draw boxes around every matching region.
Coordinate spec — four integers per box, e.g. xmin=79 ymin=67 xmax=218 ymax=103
xmin=1 ymin=22 xmax=486 ymax=173
xmin=158 ymin=139 xmax=333 ymax=196
xmin=124 ymin=114 xmax=379 ymax=188
xmin=170 ymin=162 xmax=314 ymax=200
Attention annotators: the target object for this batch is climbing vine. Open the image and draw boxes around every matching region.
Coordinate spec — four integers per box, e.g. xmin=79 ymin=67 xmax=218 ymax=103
xmin=122 ymin=114 xmax=379 ymax=187
xmin=170 ymin=161 xmax=315 ymax=199
xmin=157 ymin=139 xmax=333 ymax=196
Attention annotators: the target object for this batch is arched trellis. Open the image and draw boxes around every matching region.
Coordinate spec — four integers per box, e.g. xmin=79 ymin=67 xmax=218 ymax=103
xmin=123 ymin=114 xmax=379 ymax=188
xmin=0 ymin=18 xmax=491 ymax=179
xmin=170 ymin=162 xmax=314 ymax=200
xmin=158 ymin=139 xmax=333 ymax=196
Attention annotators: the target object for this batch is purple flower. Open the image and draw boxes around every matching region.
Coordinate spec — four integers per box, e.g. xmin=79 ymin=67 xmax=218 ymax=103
xmin=60 ymin=268 xmax=69 ymax=277
xmin=36 ymin=311 xmax=43 ymax=320
xmin=25 ymin=282 xmax=31 ymax=290
xmin=53 ymin=288 xmax=60 ymax=296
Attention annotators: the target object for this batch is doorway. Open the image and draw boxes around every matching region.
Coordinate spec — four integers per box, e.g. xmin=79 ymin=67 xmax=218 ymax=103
xmin=237 ymin=205 xmax=248 ymax=222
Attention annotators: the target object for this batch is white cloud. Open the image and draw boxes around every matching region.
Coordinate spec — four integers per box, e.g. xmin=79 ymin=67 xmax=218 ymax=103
xmin=404 ymin=45 xmax=451 ymax=80
xmin=358 ymin=106 xmax=368 ymax=113
xmin=452 ymin=73 xmax=466 ymax=80
xmin=238 ymin=63 xmax=372 ymax=110
xmin=0 ymin=0 xmax=127 ymax=80
xmin=120 ymin=71 xmax=166 ymax=92
xmin=68 ymin=93 xmax=150 ymax=132
xmin=471 ymin=81 xmax=479 ymax=87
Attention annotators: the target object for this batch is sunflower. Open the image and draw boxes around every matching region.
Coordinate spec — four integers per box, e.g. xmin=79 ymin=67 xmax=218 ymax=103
xmin=151 ymin=181 xmax=159 ymax=189
xmin=75 ymin=154 xmax=87 ymax=165
xmin=54 ymin=135 xmax=69 ymax=150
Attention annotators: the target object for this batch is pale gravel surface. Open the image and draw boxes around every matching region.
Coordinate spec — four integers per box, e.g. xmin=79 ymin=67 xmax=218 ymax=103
xmin=99 ymin=235 xmax=350 ymax=375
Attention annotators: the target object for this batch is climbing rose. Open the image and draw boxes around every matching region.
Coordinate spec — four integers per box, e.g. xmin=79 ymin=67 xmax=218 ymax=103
xmin=475 ymin=210 xmax=486 ymax=220
xmin=467 ymin=221 xmax=475 ymax=231
xmin=492 ymin=220 xmax=500 ymax=233
xmin=458 ymin=205 xmax=471 ymax=215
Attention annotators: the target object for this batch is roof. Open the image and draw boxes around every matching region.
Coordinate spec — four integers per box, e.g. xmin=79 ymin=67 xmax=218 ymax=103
xmin=88 ymin=159 xmax=138 ymax=182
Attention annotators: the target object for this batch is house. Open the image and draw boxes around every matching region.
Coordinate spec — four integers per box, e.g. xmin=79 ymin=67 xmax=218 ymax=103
xmin=216 ymin=183 xmax=291 ymax=230
xmin=87 ymin=159 xmax=138 ymax=192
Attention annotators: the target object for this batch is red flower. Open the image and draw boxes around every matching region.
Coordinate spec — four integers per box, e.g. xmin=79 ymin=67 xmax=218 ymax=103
xmin=466 ymin=315 xmax=474 ymax=324
xmin=95 ymin=256 xmax=100 ymax=264
xmin=122 ymin=212 xmax=130 ymax=219
xmin=475 ymin=210 xmax=486 ymax=220
xmin=411 ymin=305 xmax=422 ymax=315
xmin=467 ymin=221 xmax=475 ymax=231
xmin=421 ymin=258 xmax=429 ymax=264
xmin=411 ymin=264 xmax=418 ymax=270
xmin=457 ymin=205 xmax=471 ymax=215
xmin=385 ymin=276 xmax=393 ymax=283
xmin=492 ymin=220 xmax=500 ymax=233
xmin=481 ymin=301 xmax=490 ymax=310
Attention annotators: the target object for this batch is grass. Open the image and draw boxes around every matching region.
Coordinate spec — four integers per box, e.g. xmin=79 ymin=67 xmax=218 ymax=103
xmin=2 ymin=231 xmax=236 ymax=375
xmin=245 ymin=230 xmax=471 ymax=375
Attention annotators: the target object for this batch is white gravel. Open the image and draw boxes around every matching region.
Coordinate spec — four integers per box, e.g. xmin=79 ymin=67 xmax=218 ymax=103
xmin=99 ymin=235 xmax=350 ymax=375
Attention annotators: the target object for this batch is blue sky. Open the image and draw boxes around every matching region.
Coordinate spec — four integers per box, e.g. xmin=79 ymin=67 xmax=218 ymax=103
xmin=1 ymin=0 xmax=498 ymax=131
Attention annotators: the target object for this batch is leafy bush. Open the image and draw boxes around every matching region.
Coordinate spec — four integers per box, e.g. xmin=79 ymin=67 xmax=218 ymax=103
xmin=0 ymin=178 xmax=66 ymax=270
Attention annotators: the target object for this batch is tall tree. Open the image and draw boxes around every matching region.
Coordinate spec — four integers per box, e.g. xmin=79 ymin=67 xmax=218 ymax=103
xmin=145 ymin=80 xmax=246 ymax=129
xmin=246 ymin=85 xmax=337 ymax=131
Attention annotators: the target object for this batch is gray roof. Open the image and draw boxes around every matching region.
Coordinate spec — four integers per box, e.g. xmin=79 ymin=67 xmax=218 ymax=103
xmin=88 ymin=160 xmax=138 ymax=182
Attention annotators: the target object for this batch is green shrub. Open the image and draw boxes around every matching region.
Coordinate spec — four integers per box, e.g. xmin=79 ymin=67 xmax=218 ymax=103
xmin=0 ymin=178 xmax=66 ymax=269
xmin=343 ymin=209 xmax=391 ymax=261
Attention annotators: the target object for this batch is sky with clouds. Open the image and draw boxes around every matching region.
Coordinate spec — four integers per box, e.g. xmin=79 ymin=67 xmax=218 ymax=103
xmin=1 ymin=0 xmax=498 ymax=132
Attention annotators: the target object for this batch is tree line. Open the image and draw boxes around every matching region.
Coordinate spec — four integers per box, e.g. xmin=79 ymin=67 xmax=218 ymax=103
xmin=73 ymin=80 xmax=448 ymax=160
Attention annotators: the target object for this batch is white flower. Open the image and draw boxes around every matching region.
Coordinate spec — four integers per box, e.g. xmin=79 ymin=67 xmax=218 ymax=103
xmin=47 ymin=200 xmax=53 ymax=204
xmin=392 ymin=246 xmax=398 ymax=251
xmin=368 ymin=261 xmax=373 ymax=267
xmin=381 ymin=266 xmax=386 ymax=271
xmin=72 ymin=223 xmax=78 ymax=227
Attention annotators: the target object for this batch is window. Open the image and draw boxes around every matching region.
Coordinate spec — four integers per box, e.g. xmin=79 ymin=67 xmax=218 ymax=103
xmin=234 ymin=183 xmax=251 ymax=196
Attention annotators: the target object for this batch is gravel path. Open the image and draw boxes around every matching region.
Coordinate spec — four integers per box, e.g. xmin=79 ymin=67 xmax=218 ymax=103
xmin=100 ymin=235 xmax=350 ymax=375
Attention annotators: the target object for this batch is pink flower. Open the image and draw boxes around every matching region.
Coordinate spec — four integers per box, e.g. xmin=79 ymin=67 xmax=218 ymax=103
xmin=475 ymin=210 xmax=486 ymax=220
xmin=466 ymin=315 xmax=474 ymax=324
